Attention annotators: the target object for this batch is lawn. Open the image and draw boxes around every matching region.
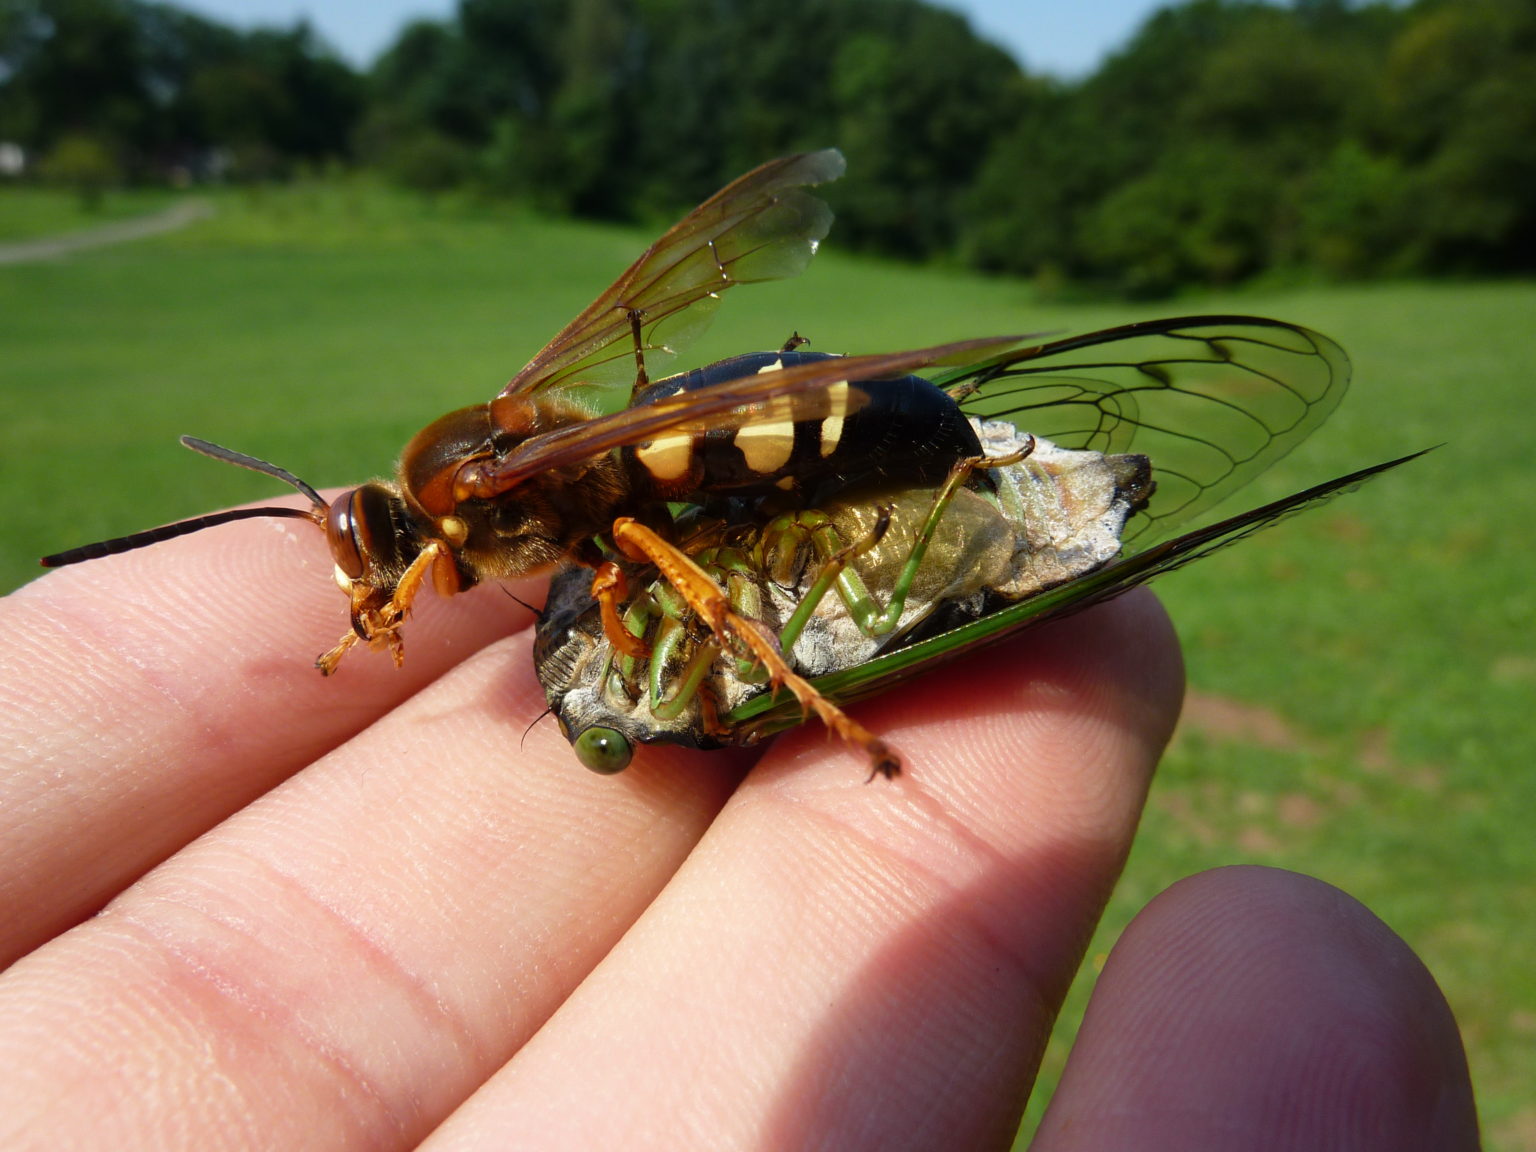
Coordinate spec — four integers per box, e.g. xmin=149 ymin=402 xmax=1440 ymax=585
xmin=1 ymin=181 xmax=1530 ymax=1148
xmin=0 ymin=185 xmax=178 ymax=242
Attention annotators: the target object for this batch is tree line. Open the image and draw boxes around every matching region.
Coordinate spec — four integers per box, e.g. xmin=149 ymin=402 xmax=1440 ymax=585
xmin=3 ymin=0 xmax=1532 ymax=294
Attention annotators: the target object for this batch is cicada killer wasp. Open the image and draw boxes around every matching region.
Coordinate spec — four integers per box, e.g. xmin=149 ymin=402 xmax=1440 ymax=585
xmin=39 ymin=149 xmax=991 ymax=769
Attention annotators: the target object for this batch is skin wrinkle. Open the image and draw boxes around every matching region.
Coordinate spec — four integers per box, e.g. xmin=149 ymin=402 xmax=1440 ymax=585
xmin=132 ymin=657 xmax=623 ymax=1130
xmin=748 ymin=650 xmax=1165 ymax=1012
xmin=750 ymin=775 xmax=1065 ymax=1021
xmin=19 ymin=569 xmax=298 ymax=790
xmin=14 ymin=913 xmax=352 ymax=1149
xmin=1 ymin=532 xmax=533 ymax=965
xmin=103 ymin=882 xmax=421 ymax=1145
xmin=0 ymin=609 xmax=233 ymax=953
xmin=724 ymin=743 xmax=1110 ymax=1096
xmin=5 ymin=592 xmax=185 ymax=771
xmin=211 ymin=631 xmax=734 ymax=1055
xmin=239 ymin=846 xmax=488 ymax=1068
xmin=716 ymin=836 xmax=1034 ymax=1150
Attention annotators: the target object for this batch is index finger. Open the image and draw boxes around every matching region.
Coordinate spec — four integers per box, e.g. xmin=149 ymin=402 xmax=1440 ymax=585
xmin=0 ymin=504 xmax=529 ymax=965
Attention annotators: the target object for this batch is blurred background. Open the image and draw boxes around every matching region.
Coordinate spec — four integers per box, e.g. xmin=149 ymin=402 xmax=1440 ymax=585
xmin=5 ymin=0 xmax=1534 ymax=290
xmin=2 ymin=1 xmax=1532 ymax=1147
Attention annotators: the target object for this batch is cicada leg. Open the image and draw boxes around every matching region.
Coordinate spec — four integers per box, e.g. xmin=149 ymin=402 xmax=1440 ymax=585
xmin=738 ymin=507 xmax=893 ymax=680
xmin=646 ymin=616 xmax=723 ymax=721
xmin=605 ymin=517 xmax=900 ymax=779
xmin=762 ymin=440 xmax=1036 ymax=644
xmin=609 ymin=559 xmax=735 ymax=726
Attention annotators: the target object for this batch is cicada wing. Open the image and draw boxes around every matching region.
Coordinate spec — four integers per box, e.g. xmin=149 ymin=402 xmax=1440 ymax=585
xmin=934 ymin=316 xmax=1350 ymax=548
xmin=499 ymin=149 xmax=845 ymax=413
xmin=725 ymin=450 xmax=1426 ymax=738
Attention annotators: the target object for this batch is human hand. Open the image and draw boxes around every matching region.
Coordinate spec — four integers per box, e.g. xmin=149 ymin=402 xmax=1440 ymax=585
xmin=0 ymin=514 xmax=1477 ymax=1149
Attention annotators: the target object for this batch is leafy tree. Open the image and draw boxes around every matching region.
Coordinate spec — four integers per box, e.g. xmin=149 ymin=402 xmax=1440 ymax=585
xmin=1295 ymin=139 xmax=1410 ymax=277
xmin=364 ymin=0 xmax=1026 ymax=260
xmin=1 ymin=0 xmax=361 ymax=181
xmin=38 ymin=129 xmax=118 ymax=205
xmin=1385 ymin=0 xmax=1536 ymax=270
xmin=0 ymin=0 xmax=150 ymax=155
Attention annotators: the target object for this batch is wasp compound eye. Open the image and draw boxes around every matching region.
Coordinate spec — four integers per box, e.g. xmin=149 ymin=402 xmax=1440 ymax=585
xmin=574 ymin=727 xmax=633 ymax=774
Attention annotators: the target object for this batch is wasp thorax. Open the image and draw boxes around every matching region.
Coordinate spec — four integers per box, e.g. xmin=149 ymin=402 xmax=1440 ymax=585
xmin=400 ymin=404 xmax=497 ymax=518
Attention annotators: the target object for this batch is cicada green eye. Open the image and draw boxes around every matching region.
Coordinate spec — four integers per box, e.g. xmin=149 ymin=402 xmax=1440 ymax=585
xmin=574 ymin=727 xmax=633 ymax=774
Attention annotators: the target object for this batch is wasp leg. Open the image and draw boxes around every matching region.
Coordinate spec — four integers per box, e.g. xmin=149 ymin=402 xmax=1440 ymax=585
xmin=626 ymin=307 xmax=649 ymax=391
xmin=316 ymin=538 xmax=450 ymax=675
xmin=609 ymin=517 xmax=900 ymax=779
xmin=316 ymin=630 xmax=363 ymax=675
xmin=696 ymin=684 xmax=727 ymax=743
xmin=592 ymin=561 xmax=651 ymax=659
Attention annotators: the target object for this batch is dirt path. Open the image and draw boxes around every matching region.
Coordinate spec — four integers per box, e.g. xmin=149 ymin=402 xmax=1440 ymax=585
xmin=0 ymin=198 xmax=214 ymax=266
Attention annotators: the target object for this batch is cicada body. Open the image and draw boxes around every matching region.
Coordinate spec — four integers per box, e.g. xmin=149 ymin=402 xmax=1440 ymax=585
xmin=536 ymin=422 xmax=1155 ymax=772
xmin=535 ymin=442 xmax=1421 ymax=775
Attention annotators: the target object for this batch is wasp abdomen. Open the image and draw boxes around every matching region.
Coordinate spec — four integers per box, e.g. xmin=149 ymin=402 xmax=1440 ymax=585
xmin=625 ymin=351 xmax=980 ymax=501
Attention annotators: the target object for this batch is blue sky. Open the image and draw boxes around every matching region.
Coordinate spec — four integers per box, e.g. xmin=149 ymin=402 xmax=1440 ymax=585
xmin=172 ymin=0 xmax=1172 ymax=77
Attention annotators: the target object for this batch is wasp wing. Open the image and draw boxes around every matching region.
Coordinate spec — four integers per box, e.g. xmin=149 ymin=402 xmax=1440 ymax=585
xmin=499 ymin=149 xmax=846 ymax=413
xmin=931 ymin=316 xmax=1350 ymax=547
xmin=474 ymin=336 xmax=1021 ymax=492
xmin=724 ymin=450 xmax=1426 ymax=737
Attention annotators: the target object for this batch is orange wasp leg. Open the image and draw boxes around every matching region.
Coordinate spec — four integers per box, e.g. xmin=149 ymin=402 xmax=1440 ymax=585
xmin=316 ymin=539 xmax=451 ymax=675
xmin=592 ymin=561 xmax=651 ymax=659
xmin=608 ymin=517 xmax=901 ymax=779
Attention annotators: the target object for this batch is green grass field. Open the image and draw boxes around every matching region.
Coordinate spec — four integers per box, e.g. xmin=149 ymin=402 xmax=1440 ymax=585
xmin=0 ymin=186 xmax=177 ymax=243
xmin=2 ymin=182 xmax=1531 ymax=1148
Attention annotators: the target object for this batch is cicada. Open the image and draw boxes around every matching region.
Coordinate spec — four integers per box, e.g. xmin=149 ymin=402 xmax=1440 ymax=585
xmin=536 ymin=419 xmax=1420 ymax=776
xmin=40 ymin=148 xmax=1416 ymax=779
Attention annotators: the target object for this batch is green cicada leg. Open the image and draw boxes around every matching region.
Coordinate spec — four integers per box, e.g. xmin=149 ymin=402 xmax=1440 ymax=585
xmin=647 ymin=613 xmax=724 ymax=721
xmin=714 ymin=546 xmax=783 ymax=686
xmin=760 ymin=441 xmax=1036 ymax=643
xmin=608 ymin=516 xmax=900 ymax=778
xmin=850 ymin=440 xmax=1035 ymax=634
xmin=611 ymin=598 xmax=656 ymax=680
xmin=621 ymin=543 xmax=749 ymax=719
xmin=757 ymin=507 xmax=894 ymax=665
xmin=592 ymin=594 xmax=658 ymax=712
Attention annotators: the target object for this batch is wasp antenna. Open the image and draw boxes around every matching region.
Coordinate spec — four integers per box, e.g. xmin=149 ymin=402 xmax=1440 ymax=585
xmin=180 ymin=436 xmax=329 ymax=514
xmin=40 ymin=506 xmax=318 ymax=568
